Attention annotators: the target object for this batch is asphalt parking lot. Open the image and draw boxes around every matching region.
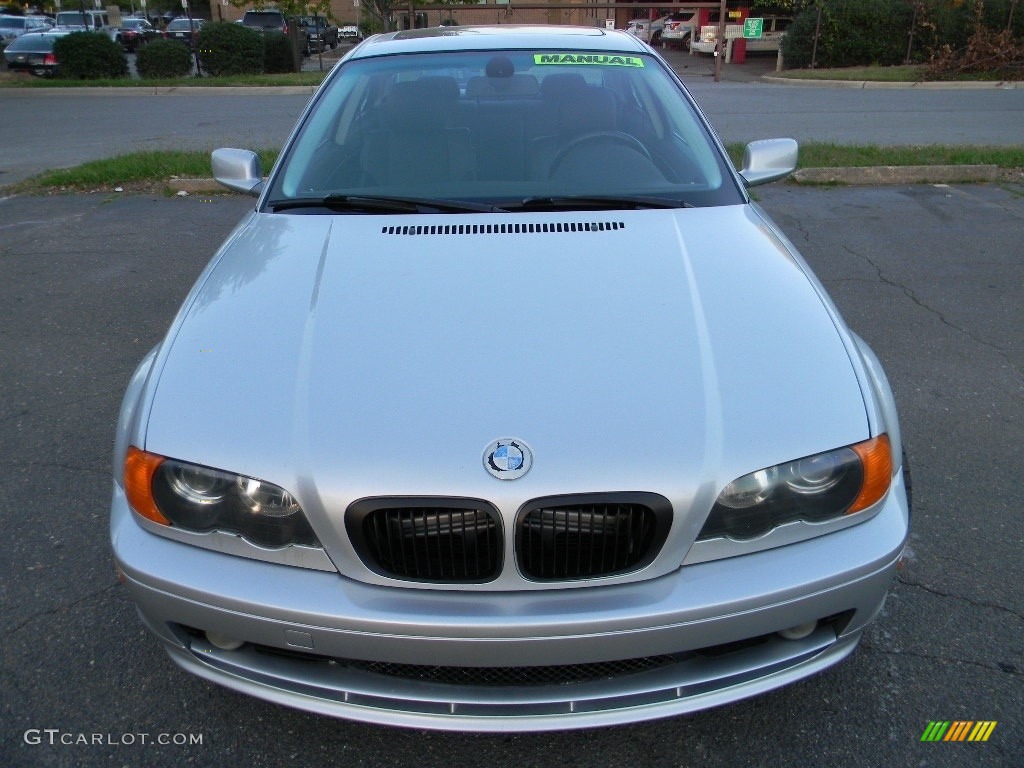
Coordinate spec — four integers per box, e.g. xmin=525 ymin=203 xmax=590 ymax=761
xmin=0 ymin=179 xmax=1021 ymax=766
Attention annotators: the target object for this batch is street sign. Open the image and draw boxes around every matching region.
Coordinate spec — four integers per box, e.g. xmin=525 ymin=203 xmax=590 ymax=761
xmin=743 ymin=18 xmax=764 ymax=39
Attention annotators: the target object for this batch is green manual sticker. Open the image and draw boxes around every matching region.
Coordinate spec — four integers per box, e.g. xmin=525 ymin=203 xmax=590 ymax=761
xmin=534 ymin=53 xmax=645 ymax=68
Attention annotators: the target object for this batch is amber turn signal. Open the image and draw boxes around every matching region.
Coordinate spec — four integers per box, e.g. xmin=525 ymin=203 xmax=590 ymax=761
xmin=847 ymin=435 xmax=893 ymax=514
xmin=124 ymin=446 xmax=170 ymax=525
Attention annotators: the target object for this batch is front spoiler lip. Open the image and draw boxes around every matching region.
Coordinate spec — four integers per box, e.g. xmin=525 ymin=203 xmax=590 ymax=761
xmin=158 ymin=625 xmax=861 ymax=731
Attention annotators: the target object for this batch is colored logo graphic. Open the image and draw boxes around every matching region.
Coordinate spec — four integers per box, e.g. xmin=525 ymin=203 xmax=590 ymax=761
xmin=482 ymin=438 xmax=533 ymax=480
xmin=920 ymin=721 xmax=997 ymax=742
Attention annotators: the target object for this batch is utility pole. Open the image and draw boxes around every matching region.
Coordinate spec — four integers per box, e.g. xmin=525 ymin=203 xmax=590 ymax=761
xmin=713 ymin=0 xmax=726 ymax=82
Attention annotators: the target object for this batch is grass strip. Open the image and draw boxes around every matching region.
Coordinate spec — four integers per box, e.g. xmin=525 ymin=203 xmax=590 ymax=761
xmin=770 ymin=64 xmax=1014 ymax=82
xmin=19 ymin=150 xmax=279 ymax=192
xmin=726 ymin=143 xmax=1024 ymax=171
xmin=9 ymin=144 xmax=1023 ymax=193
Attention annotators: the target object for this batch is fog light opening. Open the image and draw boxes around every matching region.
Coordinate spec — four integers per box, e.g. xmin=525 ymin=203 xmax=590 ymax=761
xmin=205 ymin=630 xmax=245 ymax=651
xmin=777 ymin=621 xmax=817 ymax=641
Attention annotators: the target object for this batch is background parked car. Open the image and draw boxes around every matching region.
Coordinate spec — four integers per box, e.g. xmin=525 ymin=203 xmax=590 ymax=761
xmin=241 ymin=9 xmax=307 ymax=55
xmin=0 ymin=14 xmax=53 ymax=50
xmin=165 ymin=17 xmax=205 ymax=49
xmin=626 ymin=12 xmax=693 ymax=47
xmin=3 ymin=29 xmax=70 ymax=76
xmin=115 ymin=17 xmax=162 ymax=52
xmin=661 ymin=11 xmax=697 ymax=49
xmin=298 ymin=15 xmax=337 ymax=52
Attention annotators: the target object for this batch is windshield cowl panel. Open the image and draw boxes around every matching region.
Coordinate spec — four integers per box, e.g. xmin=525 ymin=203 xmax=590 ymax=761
xmin=264 ymin=49 xmax=742 ymax=213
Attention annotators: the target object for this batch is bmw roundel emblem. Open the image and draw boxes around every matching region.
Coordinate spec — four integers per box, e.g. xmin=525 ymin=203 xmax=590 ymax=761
xmin=483 ymin=439 xmax=533 ymax=480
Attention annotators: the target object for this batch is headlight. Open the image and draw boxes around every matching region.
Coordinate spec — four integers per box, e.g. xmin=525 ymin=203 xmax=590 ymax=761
xmin=124 ymin=447 xmax=319 ymax=548
xmin=698 ymin=435 xmax=892 ymax=541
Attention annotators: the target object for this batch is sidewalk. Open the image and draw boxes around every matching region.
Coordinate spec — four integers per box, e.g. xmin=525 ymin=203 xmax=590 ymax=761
xmin=659 ymin=47 xmax=780 ymax=84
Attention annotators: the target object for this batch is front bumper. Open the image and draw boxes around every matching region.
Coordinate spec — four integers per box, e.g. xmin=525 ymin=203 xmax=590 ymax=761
xmin=111 ymin=477 xmax=908 ymax=731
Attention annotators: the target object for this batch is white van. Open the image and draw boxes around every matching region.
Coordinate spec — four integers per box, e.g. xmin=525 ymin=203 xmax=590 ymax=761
xmin=54 ymin=10 xmax=112 ymax=33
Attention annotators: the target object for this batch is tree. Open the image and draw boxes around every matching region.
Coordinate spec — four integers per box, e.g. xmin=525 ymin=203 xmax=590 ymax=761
xmin=356 ymin=0 xmax=478 ymax=33
xmin=229 ymin=0 xmax=336 ymax=24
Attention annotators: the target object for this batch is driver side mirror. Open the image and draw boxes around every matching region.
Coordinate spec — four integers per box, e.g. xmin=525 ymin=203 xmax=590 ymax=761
xmin=212 ymin=148 xmax=264 ymax=197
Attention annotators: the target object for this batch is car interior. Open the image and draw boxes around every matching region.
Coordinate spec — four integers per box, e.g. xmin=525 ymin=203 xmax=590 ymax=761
xmin=281 ymin=52 xmax=726 ymax=203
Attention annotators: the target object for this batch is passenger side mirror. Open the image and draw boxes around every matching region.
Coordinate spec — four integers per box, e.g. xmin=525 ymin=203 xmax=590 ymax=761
xmin=739 ymin=138 xmax=798 ymax=187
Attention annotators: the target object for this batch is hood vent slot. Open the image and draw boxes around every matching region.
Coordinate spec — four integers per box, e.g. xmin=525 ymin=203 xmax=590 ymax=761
xmin=381 ymin=220 xmax=626 ymax=237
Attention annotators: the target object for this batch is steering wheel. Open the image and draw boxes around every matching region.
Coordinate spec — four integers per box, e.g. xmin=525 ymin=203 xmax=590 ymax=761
xmin=548 ymin=131 xmax=654 ymax=178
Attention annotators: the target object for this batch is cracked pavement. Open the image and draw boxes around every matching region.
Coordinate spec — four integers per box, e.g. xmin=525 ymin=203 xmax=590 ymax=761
xmin=1 ymin=184 xmax=1021 ymax=766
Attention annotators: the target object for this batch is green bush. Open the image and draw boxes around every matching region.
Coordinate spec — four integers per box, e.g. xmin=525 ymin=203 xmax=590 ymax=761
xmin=783 ymin=0 xmax=915 ymax=69
xmin=53 ymin=31 xmax=127 ymax=80
xmin=782 ymin=0 xmax=1024 ymax=70
xmin=135 ymin=39 xmax=193 ymax=79
xmin=196 ymin=21 xmax=263 ymax=76
xmin=780 ymin=10 xmax=822 ymax=70
xmin=263 ymin=31 xmax=296 ymax=74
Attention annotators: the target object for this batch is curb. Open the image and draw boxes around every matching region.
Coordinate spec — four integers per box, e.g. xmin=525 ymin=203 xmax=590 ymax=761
xmin=168 ymin=177 xmax=241 ymax=194
xmin=761 ymin=76 xmax=1023 ymax=89
xmin=792 ymin=165 xmax=1001 ymax=185
xmin=0 ymin=85 xmax=319 ymax=97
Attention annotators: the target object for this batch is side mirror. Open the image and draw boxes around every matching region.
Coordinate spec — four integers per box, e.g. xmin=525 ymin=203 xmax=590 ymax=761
xmin=739 ymin=138 xmax=798 ymax=187
xmin=212 ymin=148 xmax=264 ymax=197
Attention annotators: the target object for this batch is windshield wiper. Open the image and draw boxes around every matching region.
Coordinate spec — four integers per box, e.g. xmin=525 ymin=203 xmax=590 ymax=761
xmin=510 ymin=195 xmax=694 ymax=211
xmin=269 ymin=195 xmax=508 ymax=214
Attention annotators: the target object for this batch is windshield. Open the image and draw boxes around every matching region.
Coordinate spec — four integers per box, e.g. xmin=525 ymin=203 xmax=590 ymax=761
xmin=266 ymin=49 xmax=742 ymax=210
xmin=0 ymin=18 xmax=24 ymax=28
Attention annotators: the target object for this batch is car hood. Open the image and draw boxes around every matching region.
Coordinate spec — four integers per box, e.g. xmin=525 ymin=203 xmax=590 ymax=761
xmin=144 ymin=206 xmax=867 ymax=519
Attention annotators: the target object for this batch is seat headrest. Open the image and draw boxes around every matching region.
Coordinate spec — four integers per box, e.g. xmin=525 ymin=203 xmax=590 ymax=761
xmin=384 ymin=76 xmax=460 ymax=127
xmin=466 ymin=74 xmax=539 ymax=97
xmin=556 ymin=86 xmax=617 ymax=134
xmin=540 ymin=73 xmax=587 ymax=99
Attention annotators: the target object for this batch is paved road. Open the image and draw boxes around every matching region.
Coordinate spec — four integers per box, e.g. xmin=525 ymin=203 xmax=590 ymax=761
xmin=1 ymin=52 xmax=1022 ymax=187
xmin=0 ymin=182 xmax=1021 ymax=767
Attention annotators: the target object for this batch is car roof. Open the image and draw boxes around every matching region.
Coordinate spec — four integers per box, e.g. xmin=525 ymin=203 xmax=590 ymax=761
xmin=4 ymin=30 xmax=69 ymax=47
xmin=351 ymin=25 xmax=648 ymax=59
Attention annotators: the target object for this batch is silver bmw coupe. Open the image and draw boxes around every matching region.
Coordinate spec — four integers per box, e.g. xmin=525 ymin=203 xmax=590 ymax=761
xmin=111 ymin=25 xmax=910 ymax=731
